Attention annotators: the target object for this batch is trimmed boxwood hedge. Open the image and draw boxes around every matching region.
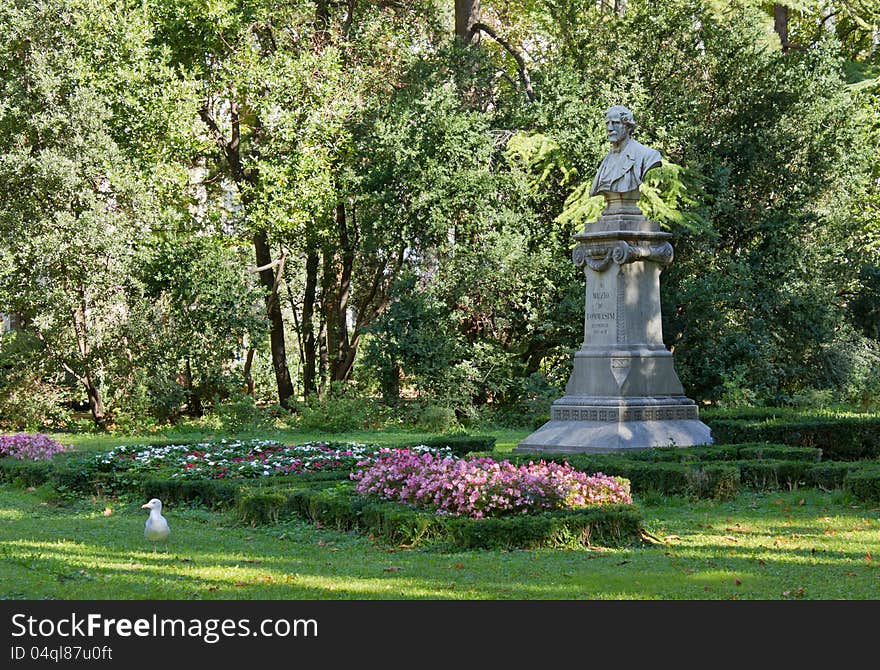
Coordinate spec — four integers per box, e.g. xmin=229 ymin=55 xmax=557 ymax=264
xmin=236 ymin=483 xmax=643 ymax=549
xmin=503 ymin=454 xmax=742 ymax=500
xmin=403 ymin=435 xmax=496 ymax=457
xmin=706 ymin=417 xmax=880 ymax=460
xmin=844 ymin=465 xmax=880 ymax=502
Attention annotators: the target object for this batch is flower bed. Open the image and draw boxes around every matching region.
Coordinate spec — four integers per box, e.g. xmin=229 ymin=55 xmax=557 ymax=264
xmin=0 ymin=433 xmax=70 ymax=460
xmin=97 ymin=440 xmax=451 ymax=480
xmin=351 ymin=450 xmax=632 ymax=519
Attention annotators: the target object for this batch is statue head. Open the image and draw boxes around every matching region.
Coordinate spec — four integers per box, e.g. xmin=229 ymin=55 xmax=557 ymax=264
xmin=604 ymin=105 xmax=636 ymax=146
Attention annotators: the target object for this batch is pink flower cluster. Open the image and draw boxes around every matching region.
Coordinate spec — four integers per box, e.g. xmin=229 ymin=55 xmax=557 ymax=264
xmin=350 ymin=449 xmax=632 ymax=518
xmin=0 ymin=433 xmax=70 ymax=460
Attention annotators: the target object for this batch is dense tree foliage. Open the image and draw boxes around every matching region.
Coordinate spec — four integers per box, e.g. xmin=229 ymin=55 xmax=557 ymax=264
xmin=1 ymin=0 xmax=878 ymax=430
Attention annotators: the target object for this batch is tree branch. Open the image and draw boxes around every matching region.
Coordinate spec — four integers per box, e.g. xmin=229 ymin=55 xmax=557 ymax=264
xmin=469 ymin=22 xmax=535 ymax=103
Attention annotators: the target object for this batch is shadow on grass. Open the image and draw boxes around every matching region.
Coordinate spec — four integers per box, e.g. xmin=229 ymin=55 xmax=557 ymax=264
xmin=2 ymin=485 xmax=878 ymax=600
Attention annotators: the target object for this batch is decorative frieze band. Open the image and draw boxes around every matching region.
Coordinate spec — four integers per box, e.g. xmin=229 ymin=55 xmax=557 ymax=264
xmin=551 ymin=405 xmax=699 ymax=422
xmin=572 ymin=240 xmax=674 ymax=272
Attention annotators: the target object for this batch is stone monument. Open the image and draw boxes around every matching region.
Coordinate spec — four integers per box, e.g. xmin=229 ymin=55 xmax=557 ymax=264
xmin=515 ymin=105 xmax=712 ymax=454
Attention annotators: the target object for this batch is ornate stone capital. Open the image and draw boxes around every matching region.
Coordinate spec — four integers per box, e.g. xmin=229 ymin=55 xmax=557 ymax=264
xmin=573 ymin=240 xmax=674 ymax=272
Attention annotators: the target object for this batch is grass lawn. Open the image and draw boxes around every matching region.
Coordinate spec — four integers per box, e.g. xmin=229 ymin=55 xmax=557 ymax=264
xmin=2 ymin=483 xmax=877 ymax=600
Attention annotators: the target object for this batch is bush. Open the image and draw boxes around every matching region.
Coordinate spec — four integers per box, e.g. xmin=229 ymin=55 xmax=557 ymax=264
xmin=0 ymin=367 xmax=73 ymax=432
xmin=417 ymin=405 xmax=459 ymax=432
xmin=238 ymin=483 xmax=643 ymax=549
xmin=296 ymin=394 xmax=387 ymax=432
xmin=621 ymin=443 xmax=822 ymax=463
xmin=0 ymin=457 xmax=53 ymax=487
xmin=407 ymin=434 xmax=496 ymax=457
xmin=503 ymin=453 xmax=739 ymax=499
xmin=807 ymin=462 xmax=858 ymax=491
xmin=844 ymin=466 xmax=880 ymax=502
xmin=708 ymin=416 xmax=880 ymax=460
xmin=737 ymin=460 xmax=813 ymax=491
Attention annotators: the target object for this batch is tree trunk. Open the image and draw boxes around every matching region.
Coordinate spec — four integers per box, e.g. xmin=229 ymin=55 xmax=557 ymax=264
xmin=199 ymin=96 xmax=296 ymax=410
xmin=83 ymin=374 xmax=106 ymax=428
xmin=254 ymin=231 xmax=295 ymax=408
xmin=318 ymin=250 xmax=332 ymax=396
xmin=331 ymin=202 xmax=356 ymax=382
xmin=455 ymin=0 xmax=481 ymax=44
xmin=243 ymin=346 xmax=256 ymax=398
xmin=184 ymin=358 xmax=203 ymax=417
xmin=302 ymin=250 xmax=319 ymax=397
xmin=774 ymin=4 xmax=789 ymax=52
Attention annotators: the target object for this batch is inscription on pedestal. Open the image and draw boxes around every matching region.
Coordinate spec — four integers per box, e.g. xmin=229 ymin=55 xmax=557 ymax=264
xmin=585 ymin=269 xmax=618 ymax=344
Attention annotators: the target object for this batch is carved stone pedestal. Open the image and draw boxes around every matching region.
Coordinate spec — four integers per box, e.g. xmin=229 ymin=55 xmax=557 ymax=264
xmin=515 ymin=191 xmax=712 ymax=454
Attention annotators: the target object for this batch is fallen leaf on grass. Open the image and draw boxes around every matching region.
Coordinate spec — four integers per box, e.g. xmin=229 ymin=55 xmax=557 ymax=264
xmin=383 ymin=566 xmax=403 ymax=572
xmin=243 ymin=536 xmax=253 ymax=541
xmin=207 ymin=585 xmax=219 ymax=591
xmin=722 ymin=535 xmax=738 ymax=543
xmin=242 ymin=559 xmax=262 ymax=564
xmin=757 ymin=559 xmax=767 ymax=566
xmin=782 ymin=587 xmax=806 ymax=599
xmin=866 ymin=553 xmax=873 ymax=562
xmin=703 ymin=586 xmax=712 ymax=591
xmin=454 ymin=563 xmax=465 ymax=569
xmin=615 ymin=560 xmax=630 ymax=566
xmin=843 ymin=572 xmax=857 ymax=577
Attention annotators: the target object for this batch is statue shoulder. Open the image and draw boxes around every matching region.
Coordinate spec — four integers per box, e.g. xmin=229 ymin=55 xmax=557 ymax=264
xmin=629 ymin=139 xmax=661 ymax=165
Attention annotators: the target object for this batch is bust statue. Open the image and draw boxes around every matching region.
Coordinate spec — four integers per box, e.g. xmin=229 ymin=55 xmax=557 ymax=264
xmin=590 ymin=105 xmax=662 ymax=198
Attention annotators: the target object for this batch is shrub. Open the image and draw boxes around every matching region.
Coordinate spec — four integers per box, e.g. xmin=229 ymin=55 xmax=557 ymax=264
xmin=407 ymin=434 xmax=496 ymax=457
xmin=807 ymin=462 xmax=857 ymax=491
xmin=0 ymin=433 xmax=70 ymax=460
xmin=0 ymin=376 xmax=72 ymax=431
xmin=707 ymin=417 xmax=880 ymax=460
xmin=417 ymin=405 xmax=459 ymax=432
xmin=240 ymin=483 xmax=643 ymax=549
xmin=296 ymin=394 xmax=387 ymax=432
xmin=737 ymin=460 xmax=812 ymax=491
xmin=844 ymin=466 xmax=880 ymax=502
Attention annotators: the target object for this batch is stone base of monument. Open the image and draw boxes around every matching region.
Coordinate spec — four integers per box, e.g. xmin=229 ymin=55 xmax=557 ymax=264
xmin=515 ymin=189 xmax=712 ymax=454
xmin=514 ymin=396 xmax=712 ymax=454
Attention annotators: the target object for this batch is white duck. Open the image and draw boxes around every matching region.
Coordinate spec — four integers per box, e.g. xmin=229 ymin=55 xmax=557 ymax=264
xmin=141 ymin=498 xmax=170 ymax=550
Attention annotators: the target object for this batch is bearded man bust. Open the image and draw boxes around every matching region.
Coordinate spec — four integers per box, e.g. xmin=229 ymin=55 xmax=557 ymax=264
xmin=590 ymin=105 xmax=662 ymax=197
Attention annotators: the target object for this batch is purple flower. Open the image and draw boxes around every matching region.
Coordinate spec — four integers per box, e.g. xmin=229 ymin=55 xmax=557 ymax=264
xmin=0 ymin=433 xmax=70 ymax=460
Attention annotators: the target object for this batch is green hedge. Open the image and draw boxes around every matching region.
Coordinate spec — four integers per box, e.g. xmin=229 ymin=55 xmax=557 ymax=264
xmin=844 ymin=465 xmax=880 ymax=502
xmin=404 ymin=435 xmax=496 ymax=457
xmin=0 ymin=457 xmax=54 ymax=487
xmin=237 ymin=484 xmax=643 ymax=549
xmin=608 ymin=443 xmax=822 ymax=463
xmin=707 ymin=417 xmax=880 ymax=460
xmin=498 ymin=452 xmax=740 ymax=499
